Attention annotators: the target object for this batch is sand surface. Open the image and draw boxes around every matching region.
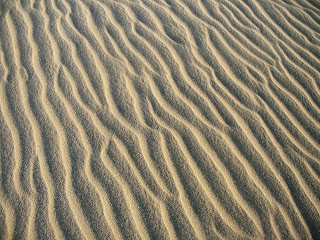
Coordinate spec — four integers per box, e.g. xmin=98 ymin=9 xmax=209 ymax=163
xmin=1 ymin=0 xmax=320 ymax=239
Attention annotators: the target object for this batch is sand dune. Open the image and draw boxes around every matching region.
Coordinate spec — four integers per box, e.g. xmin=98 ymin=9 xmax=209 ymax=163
xmin=0 ymin=0 xmax=320 ymax=239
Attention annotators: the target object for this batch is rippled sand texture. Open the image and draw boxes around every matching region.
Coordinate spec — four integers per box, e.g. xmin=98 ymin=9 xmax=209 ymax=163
xmin=1 ymin=0 xmax=320 ymax=239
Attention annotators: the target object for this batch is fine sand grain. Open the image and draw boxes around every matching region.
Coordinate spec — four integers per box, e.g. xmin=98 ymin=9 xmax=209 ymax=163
xmin=1 ymin=0 xmax=320 ymax=239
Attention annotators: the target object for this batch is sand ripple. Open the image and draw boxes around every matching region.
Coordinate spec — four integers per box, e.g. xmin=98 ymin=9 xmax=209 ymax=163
xmin=1 ymin=0 xmax=320 ymax=239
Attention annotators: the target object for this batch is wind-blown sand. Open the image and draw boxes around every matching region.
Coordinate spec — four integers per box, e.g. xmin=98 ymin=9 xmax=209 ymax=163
xmin=0 ymin=0 xmax=320 ymax=239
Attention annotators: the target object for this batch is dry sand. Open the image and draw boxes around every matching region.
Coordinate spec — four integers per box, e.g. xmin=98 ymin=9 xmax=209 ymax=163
xmin=0 ymin=0 xmax=320 ymax=239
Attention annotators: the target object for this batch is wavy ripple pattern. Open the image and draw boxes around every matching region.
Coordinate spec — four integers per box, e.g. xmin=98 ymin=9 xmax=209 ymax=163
xmin=1 ymin=0 xmax=320 ymax=239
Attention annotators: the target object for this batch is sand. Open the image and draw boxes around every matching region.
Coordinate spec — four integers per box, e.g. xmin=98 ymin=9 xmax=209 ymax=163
xmin=0 ymin=0 xmax=320 ymax=239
